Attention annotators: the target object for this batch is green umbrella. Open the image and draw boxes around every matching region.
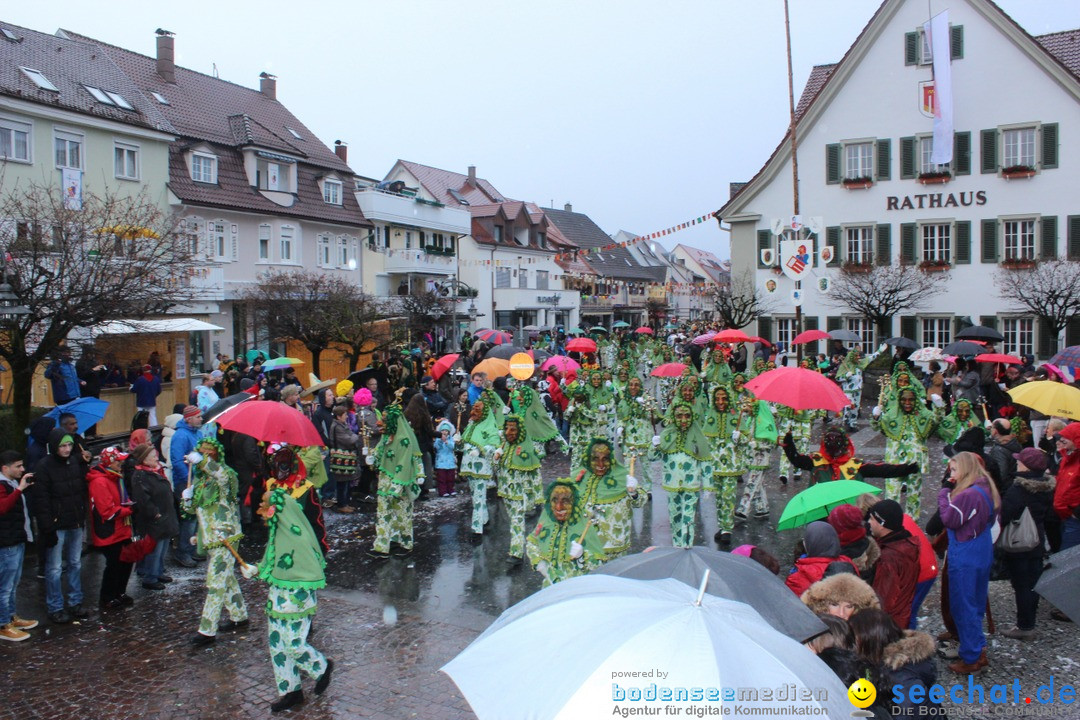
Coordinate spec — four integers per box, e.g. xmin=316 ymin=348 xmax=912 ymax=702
xmin=262 ymin=357 xmax=303 ymax=371
xmin=567 ymin=326 xmax=585 ymax=335
xmin=776 ymin=480 xmax=882 ymax=531
xmin=590 ymin=326 xmax=609 ymax=333
xmin=663 ymin=323 xmax=679 ymax=330
xmin=612 ymin=321 xmax=631 ymax=329
xmin=245 ymin=348 xmax=272 ymax=364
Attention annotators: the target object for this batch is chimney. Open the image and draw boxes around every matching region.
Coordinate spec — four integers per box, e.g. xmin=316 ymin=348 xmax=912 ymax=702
xmin=467 ymin=165 xmax=476 ymax=186
xmin=564 ymin=202 xmax=573 ymax=212
xmin=259 ymin=72 xmax=277 ymax=100
xmin=334 ymin=140 xmax=347 ymax=163
xmin=155 ymin=29 xmax=175 ymax=84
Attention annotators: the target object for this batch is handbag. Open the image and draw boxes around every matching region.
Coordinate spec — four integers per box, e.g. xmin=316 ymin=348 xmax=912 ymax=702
xmin=996 ymin=506 xmax=1040 ymax=553
xmin=329 ymin=448 xmax=358 ymax=475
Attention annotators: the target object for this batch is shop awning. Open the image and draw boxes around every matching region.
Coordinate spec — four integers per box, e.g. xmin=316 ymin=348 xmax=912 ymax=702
xmin=91 ymin=318 xmax=224 ymax=335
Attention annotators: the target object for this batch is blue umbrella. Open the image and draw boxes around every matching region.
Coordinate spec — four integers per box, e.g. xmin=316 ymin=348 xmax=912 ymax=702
xmin=44 ymin=397 xmax=110 ymax=433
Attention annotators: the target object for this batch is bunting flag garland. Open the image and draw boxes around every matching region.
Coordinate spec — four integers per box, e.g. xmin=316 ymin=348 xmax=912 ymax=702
xmin=554 ymin=210 xmax=718 ymax=262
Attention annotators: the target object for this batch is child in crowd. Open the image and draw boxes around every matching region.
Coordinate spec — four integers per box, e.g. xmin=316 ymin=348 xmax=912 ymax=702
xmin=434 ymin=420 xmax=458 ymax=498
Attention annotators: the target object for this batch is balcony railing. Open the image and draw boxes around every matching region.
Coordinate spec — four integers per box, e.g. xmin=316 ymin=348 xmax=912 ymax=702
xmin=383 ymin=247 xmax=458 ymax=274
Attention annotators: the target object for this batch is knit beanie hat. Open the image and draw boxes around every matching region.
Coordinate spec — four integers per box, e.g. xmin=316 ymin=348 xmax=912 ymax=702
xmin=828 ymin=504 xmax=867 ymax=545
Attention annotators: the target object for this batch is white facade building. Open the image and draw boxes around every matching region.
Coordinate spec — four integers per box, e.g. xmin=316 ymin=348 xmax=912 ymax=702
xmin=720 ymin=0 xmax=1080 ymax=359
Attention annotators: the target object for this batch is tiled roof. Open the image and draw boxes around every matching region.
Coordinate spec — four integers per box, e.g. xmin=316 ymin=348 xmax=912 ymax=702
xmin=167 ymin=145 xmax=370 ymax=227
xmin=794 ymin=64 xmax=837 ymax=121
xmin=543 ymin=207 xmax=665 ymax=282
xmin=60 ymin=29 xmax=351 ymax=173
xmin=397 ymin=160 xmax=508 ymax=207
xmin=674 ymin=243 xmax=730 ymax=284
xmin=0 ymin=22 xmax=174 ymax=134
xmin=1035 ymin=29 xmax=1080 ymax=79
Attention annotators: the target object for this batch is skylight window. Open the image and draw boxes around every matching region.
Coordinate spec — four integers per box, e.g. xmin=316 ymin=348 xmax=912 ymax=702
xmin=150 ymin=91 xmax=169 ymax=105
xmin=21 ymin=67 xmax=58 ymax=92
xmin=105 ymin=91 xmax=134 ymax=110
xmin=1 ymin=27 xmax=18 ymax=41
xmin=85 ymin=85 xmax=115 ymax=104
xmin=285 ymin=126 xmax=302 ymax=140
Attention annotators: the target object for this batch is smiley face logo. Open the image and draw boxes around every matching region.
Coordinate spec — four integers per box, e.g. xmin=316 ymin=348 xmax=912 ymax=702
xmin=847 ymin=678 xmax=876 ymax=709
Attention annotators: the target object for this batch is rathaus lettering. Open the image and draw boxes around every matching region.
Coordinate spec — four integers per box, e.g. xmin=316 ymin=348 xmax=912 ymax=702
xmin=886 ymin=190 xmax=987 ymax=211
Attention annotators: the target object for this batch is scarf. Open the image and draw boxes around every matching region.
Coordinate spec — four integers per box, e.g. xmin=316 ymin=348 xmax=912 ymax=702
xmin=258 ymin=487 xmax=326 ymax=590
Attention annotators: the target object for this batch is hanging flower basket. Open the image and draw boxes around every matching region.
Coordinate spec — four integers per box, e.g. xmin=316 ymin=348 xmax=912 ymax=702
xmin=841 ymin=262 xmax=873 ymax=273
xmin=1000 ymin=254 xmax=1037 ymax=269
xmin=1001 ymin=165 xmax=1036 ymax=180
xmin=917 ymin=171 xmax=952 ymax=185
xmin=841 ymin=177 xmax=873 ymax=190
xmin=917 ymin=260 xmax=951 ymax=272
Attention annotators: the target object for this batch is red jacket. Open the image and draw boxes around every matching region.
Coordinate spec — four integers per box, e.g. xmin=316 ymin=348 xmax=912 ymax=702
xmin=1053 ymin=424 xmax=1080 ymax=519
xmin=547 ymin=374 xmax=569 ymax=412
xmin=902 ymin=514 xmax=938 ymax=583
xmin=872 ymin=530 xmax=922 ymax=629
xmin=87 ymin=466 xmax=133 ymax=547
xmin=785 ymin=555 xmax=856 ymax=596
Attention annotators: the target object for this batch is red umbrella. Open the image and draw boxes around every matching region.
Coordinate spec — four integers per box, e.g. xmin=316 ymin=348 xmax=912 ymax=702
xmin=975 ymin=353 xmax=1023 ymax=365
xmin=744 ymin=367 xmax=851 ymax=412
xmin=714 ymin=329 xmax=751 ymax=343
xmin=651 ymin=362 xmax=689 ymax=378
xmin=474 ymin=329 xmax=513 ymax=345
xmin=566 ymin=338 xmax=597 ymax=353
xmin=119 ymin=535 xmax=157 ymax=563
xmin=634 ymin=327 xmax=654 ymax=335
xmin=540 ymin=355 xmax=580 ymax=373
xmin=216 ymin=400 xmax=325 ymax=446
xmin=791 ymin=329 xmax=831 ymax=345
xmin=430 ymin=353 xmax=460 ymax=381
xmin=747 ymin=336 xmax=773 ymax=346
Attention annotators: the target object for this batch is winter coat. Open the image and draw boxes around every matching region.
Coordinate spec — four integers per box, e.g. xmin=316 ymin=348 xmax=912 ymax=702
xmin=30 ymin=429 xmax=88 ymax=533
xmin=423 ymin=387 xmax=449 ymax=418
xmin=86 ymin=465 xmax=133 ymax=547
xmin=999 ymin=471 xmax=1056 ymax=558
xmin=881 ymin=630 xmax=938 ymax=715
xmin=872 ymin=529 xmax=922 ymax=629
xmin=0 ymin=474 xmax=32 ymax=548
xmin=130 ymin=373 xmax=162 ymax=408
xmin=159 ymin=413 xmax=182 ymax=484
xmin=840 ymin=536 xmax=881 ymax=580
xmin=328 ymin=419 xmax=359 ymax=452
xmin=434 ymin=436 xmax=457 ymax=470
xmin=902 ymin=514 xmax=938 ymax=583
xmin=1053 ymin=423 xmax=1080 ymax=520
xmin=168 ymin=420 xmax=200 ymax=491
xmin=986 ymin=436 xmax=1023 ymax=493
xmin=44 ymin=358 xmax=80 ymax=404
xmin=786 ymin=522 xmax=857 ymax=596
xmin=800 ymin=572 xmax=881 ymax=616
xmin=310 ymin=390 xmax=335 ymax=445
xmin=130 ymin=465 xmax=178 ymax=540
xmin=938 ymin=476 xmax=997 ymax=543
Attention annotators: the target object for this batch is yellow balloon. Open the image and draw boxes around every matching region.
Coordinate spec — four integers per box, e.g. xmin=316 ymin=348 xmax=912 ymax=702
xmin=509 ymin=352 xmax=535 ymax=381
xmin=847 ymin=678 xmax=877 ymax=709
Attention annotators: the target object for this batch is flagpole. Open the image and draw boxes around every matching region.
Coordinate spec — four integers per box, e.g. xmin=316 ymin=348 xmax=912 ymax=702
xmin=783 ymin=0 xmax=803 ymax=365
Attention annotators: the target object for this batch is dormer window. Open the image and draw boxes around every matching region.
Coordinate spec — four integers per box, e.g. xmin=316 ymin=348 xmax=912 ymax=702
xmin=256 ymin=158 xmax=292 ymax=191
xmin=322 ymin=178 xmax=342 ymax=205
xmin=191 ymin=152 xmax=217 ymax=184
xmin=21 ymin=67 xmax=58 ymax=92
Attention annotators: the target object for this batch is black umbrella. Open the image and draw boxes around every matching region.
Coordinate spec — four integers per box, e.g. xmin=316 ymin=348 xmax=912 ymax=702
xmin=828 ymin=329 xmax=862 ymax=342
xmin=884 ymin=337 xmax=919 ymax=350
xmin=531 ymin=348 xmax=553 ymax=363
xmin=942 ymin=341 xmax=988 ymax=356
xmin=1035 ymin=544 xmax=1080 ymax=623
xmin=203 ymin=393 xmax=252 ymax=423
xmin=347 ymin=367 xmax=390 ymax=400
xmin=485 ymin=344 xmax=529 ymax=360
xmin=956 ymin=325 xmax=1004 ymax=342
xmin=593 ymin=546 xmax=827 ymax=642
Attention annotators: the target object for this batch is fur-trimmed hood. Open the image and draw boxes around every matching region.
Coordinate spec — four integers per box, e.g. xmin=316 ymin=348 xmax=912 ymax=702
xmin=1013 ymin=474 xmax=1055 ymax=495
xmin=882 ymin=630 xmax=936 ymax=670
xmin=843 ymin=536 xmax=881 ymax=573
xmin=800 ymin=572 xmax=881 ymax=615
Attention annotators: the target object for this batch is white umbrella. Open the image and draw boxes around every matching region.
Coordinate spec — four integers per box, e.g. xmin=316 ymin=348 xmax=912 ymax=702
xmin=908 ymin=347 xmax=944 ymax=363
xmin=442 ymin=575 xmax=851 ymax=719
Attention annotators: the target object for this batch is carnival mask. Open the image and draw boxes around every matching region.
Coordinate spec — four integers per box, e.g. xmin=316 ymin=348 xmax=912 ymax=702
xmin=713 ymin=390 xmax=729 ymax=411
xmin=823 ymin=429 xmax=847 ymax=458
xmin=504 ymin=421 xmax=520 ymax=444
xmin=551 ymin=486 xmax=574 ymax=523
xmin=628 ymin=378 xmax=642 ymax=396
xmin=900 ymin=390 xmax=916 ymax=414
xmin=589 ymin=443 xmax=612 ymax=477
xmin=674 ymin=406 xmax=693 ymax=432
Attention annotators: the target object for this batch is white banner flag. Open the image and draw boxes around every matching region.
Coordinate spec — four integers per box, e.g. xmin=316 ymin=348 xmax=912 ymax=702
xmin=62 ymin=167 xmax=82 ymax=210
xmin=925 ymin=11 xmax=953 ymax=164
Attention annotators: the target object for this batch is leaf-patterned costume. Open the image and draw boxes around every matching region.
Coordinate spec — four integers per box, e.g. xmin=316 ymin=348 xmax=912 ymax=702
xmin=834 ymin=348 xmax=882 ymax=429
xmin=510 ymin=384 xmax=568 ymax=457
xmin=566 ymin=384 xmax=601 ymax=470
xmin=584 ymin=373 xmax=618 ymax=443
xmin=460 ymin=392 xmax=502 ymax=534
xmin=181 ymin=441 xmax=247 ymax=638
xmin=573 ymin=440 xmax=648 ymax=557
xmin=735 ymin=399 xmax=778 ymax=519
xmin=616 ymin=388 xmax=657 ymax=492
xmin=936 ymin=399 xmax=981 ymax=445
xmin=650 ymin=401 xmax=713 ymax=547
xmin=871 ymin=396 xmax=941 ymax=519
xmin=371 ymin=406 xmax=424 ymax=553
xmin=525 ymin=482 xmax=607 ymax=587
xmin=702 ymin=349 xmax=733 ymax=389
xmin=257 ymin=488 xmax=328 ymax=699
xmin=495 ymin=416 xmax=542 ymax=559
xmin=701 ymin=390 xmax=743 ymax=535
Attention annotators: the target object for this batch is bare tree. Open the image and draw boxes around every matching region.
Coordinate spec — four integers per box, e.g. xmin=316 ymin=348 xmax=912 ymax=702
xmin=242 ymin=270 xmax=359 ymax=377
xmin=394 ymin=290 xmax=450 ymax=347
xmin=333 ymin=293 xmax=395 ymax=372
xmin=825 ymin=264 xmax=947 ymax=337
xmin=0 ymin=182 xmax=198 ymax=428
xmin=714 ymin=271 xmax=777 ymax=329
xmin=995 ymin=260 xmax=1080 ymax=354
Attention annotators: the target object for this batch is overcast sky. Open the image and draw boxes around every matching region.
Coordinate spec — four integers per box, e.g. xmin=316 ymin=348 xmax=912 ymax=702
xmin=6 ymin=1 xmax=1074 ymax=260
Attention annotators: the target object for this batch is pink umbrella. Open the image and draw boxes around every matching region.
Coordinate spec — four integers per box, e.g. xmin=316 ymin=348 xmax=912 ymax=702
xmin=791 ymin=329 xmax=831 ymax=345
xmin=975 ymin=353 xmax=1023 ymax=365
xmin=540 ymin=355 xmax=580 ymax=373
xmin=651 ymin=362 xmax=689 ymax=378
xmin=634 ymin=327 xmax=654 ymax=335
xmin=744 ymin=367 xmax=851 ymax=412
xmin=691 ymin=332 xmax=717 ymax=346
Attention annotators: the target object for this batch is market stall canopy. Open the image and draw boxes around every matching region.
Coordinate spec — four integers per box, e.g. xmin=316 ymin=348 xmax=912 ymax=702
xmin=89 ymin=318 xmax=224 ymax=335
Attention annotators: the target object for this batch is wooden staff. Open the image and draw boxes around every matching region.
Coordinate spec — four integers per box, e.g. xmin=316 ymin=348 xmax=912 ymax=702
xmin=222 ymin=539 xmax=251 ymax=570
xmin=627 ymin=455 xmax=636 ymax=477
xmin=573 ymin=517 xmax=594 ymax=552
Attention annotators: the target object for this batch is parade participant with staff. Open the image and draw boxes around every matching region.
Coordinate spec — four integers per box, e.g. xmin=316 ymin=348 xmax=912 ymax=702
xmin=525 ymin=479 xmax=605 ymax=587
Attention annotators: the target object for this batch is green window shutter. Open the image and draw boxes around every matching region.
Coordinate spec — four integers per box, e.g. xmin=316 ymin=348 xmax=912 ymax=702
xmin=1066 ymin=316 xmax=1080 ymax=348
xmin=1040 ymin=216 xmax=1058 ymax=259
xmin=900 ymin=223 xmax=917 ymax=263
xmin=955 ymin=220 xmax=971 ymax=264
xmin=981 ymin=129 xmax=998 ymax=174
xmin=905 ymin=31 xmax=918 ymax=65
xmin=981 ymin=219 xmax=998 ymax=263
xmin=1069 ymin=215 xmax=1080 ymax=260
xmin=1041 ymin=122 xmax=1058 ymax=169
xmin=876 ymin=224 xmax=892 ymax=265
xmin=757 ymin=229 xmax=772 ymax=268
xmin=900 ymin=136 xmax=917 ymax=179
xmin=826 ymin=144 xmax=841 ymax=184
xmin=827 ymin=316 xmax=842 ymax=332
xmin=900 ymin=316 xmax=917 ymax=341
xmin=876 ymin=138 xmax=891 ymax=181
xmin=826 ymin=226 xmax=842 ymax=264
xmin=954 ymin=316 xmax=967 ymax=339
xmin=757 ymin=317 xmax=772 ymax=343
xmin=950 ymin=25 xmax=964 ymax=60
xmin=804 ymin=316 xmax=820 ymax=355
xmin=1038 ymin=317 xmax=1055 ymax=358
xmin=953 ymin=131 xmax=971 ymax=176
xmin=979 ymin=316 xmax=998 ymax=331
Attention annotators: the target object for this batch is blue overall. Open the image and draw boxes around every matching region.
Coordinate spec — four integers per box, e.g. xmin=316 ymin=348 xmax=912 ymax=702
xmin=947 ymin=485 xmax=994 ymax=665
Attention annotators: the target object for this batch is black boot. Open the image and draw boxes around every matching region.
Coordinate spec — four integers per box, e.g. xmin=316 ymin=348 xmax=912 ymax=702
xmin=315 ymin=659 xmax=334 ymax=695
xmin=270 ymin=690 xmax=304 ymax=713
